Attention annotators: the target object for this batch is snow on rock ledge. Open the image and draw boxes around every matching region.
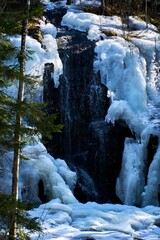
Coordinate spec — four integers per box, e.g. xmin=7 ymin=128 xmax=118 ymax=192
xmin=9 ymin=19 xmax=62 ymax=92
xmin=0 ymin=143 xmax=77 ymax=204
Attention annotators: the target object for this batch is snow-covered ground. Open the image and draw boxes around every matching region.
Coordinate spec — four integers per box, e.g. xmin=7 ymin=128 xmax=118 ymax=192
xmin=2 ymin=142 xmax=160 ymax=240
xmin=1 ymin=0 xmax=160 ymax=239
xmin=29 ymin=197 xmax=160 ymax=240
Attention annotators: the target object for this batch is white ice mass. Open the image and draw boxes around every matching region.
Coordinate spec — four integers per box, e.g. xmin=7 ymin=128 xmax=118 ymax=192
xmin=1 ymin=0 xmax=160 ymax=239
xmin=8 ymin=19 xmax=62 ymax=90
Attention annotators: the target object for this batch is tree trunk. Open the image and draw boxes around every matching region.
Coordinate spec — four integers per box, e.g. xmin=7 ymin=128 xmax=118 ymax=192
xmin=145 ymin=0 xmax=148 ymax=26
xmin=101 ymin=0 xmax=106 ymax=8
xmin=0 ymin=0 xmax=7 ymax=14
xmin=9 ymin=1 xmax=30 ymax=239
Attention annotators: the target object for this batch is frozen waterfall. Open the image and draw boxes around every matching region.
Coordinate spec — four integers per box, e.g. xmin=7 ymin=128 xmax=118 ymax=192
xmin=93 ymin=19 xmax=160 ymax=206
xmin=60 ymin=9 xmax=160 ymax=206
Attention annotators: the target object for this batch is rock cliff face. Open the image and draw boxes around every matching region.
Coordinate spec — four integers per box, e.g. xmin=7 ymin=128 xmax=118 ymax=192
xmin=43 ymin=8 xmax=133 ymax=203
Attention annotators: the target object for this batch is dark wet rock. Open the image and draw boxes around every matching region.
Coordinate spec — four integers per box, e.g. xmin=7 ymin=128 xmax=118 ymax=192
xmin=43 ymin=9 xmax=133 ymax=203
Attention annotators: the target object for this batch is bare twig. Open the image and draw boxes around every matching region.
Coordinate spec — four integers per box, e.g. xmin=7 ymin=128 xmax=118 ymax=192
xmin=0 ymin=0 xmax=7 ymax=15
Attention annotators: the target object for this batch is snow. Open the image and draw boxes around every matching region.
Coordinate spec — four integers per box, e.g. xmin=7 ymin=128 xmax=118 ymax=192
xmin=116 ymin=137 xmax=147 ymax=206
xmin=41 ymin=0 xmax=67 ymax=10
xmin=94 ymin=38 xmax=147 ymax=113
xmin=8 ymin=18 xmax=62 ymax=95
xmin=62 ymin=11 xmax=123 ymax=38
xmin=41 ymin=34 xmax=63 ymax=87
xmin=127 ymin=16 xmax=158 ymax=32
xmin=40 ymin=21 xmax=57 ymax=37
xmin=29 ymin=198 xmax=160 ymax=240
xmin=106 ymin=100 xmax=143 ymax=136
xmin=0 ymin=142 xmax=77 ymax=204
xmin=1 ymin=0 xmax=160 ymax=239
xmin=41 ymin=0 xmax=101 ymax=10
xmin=2 ymin=142 xmax=160 ymax=240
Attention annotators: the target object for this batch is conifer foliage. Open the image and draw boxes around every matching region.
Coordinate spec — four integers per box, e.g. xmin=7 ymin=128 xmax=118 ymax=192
xmin=0 ymin=0 xmax=63 ymax=239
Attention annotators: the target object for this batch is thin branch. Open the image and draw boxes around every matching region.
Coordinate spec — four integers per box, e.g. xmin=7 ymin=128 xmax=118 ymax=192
xmin=0 ymin=0 xmax=7 ymax=15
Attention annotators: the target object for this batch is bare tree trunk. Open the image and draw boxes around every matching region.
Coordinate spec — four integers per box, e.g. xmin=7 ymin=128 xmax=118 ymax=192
xmin=101 ymin=0 xmax=106 ymax=8
xmin=0 ymin=0 xmax=7 ymax=14
xmin=9 ymin=1 xmax=30 ymax=239
xmin=145 ymin=0 xmax=148 ymax=27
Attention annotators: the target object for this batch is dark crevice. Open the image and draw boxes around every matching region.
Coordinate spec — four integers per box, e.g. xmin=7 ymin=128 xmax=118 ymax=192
xmin=38 ymin=179 xmax=48 ymax=203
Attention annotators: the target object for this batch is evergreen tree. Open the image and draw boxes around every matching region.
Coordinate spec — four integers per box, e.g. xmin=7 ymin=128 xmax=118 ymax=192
xmin=9 ymin=1 xmax=31 ymax=238
xmin=0 ymin=0 xmax=63 ymax=239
